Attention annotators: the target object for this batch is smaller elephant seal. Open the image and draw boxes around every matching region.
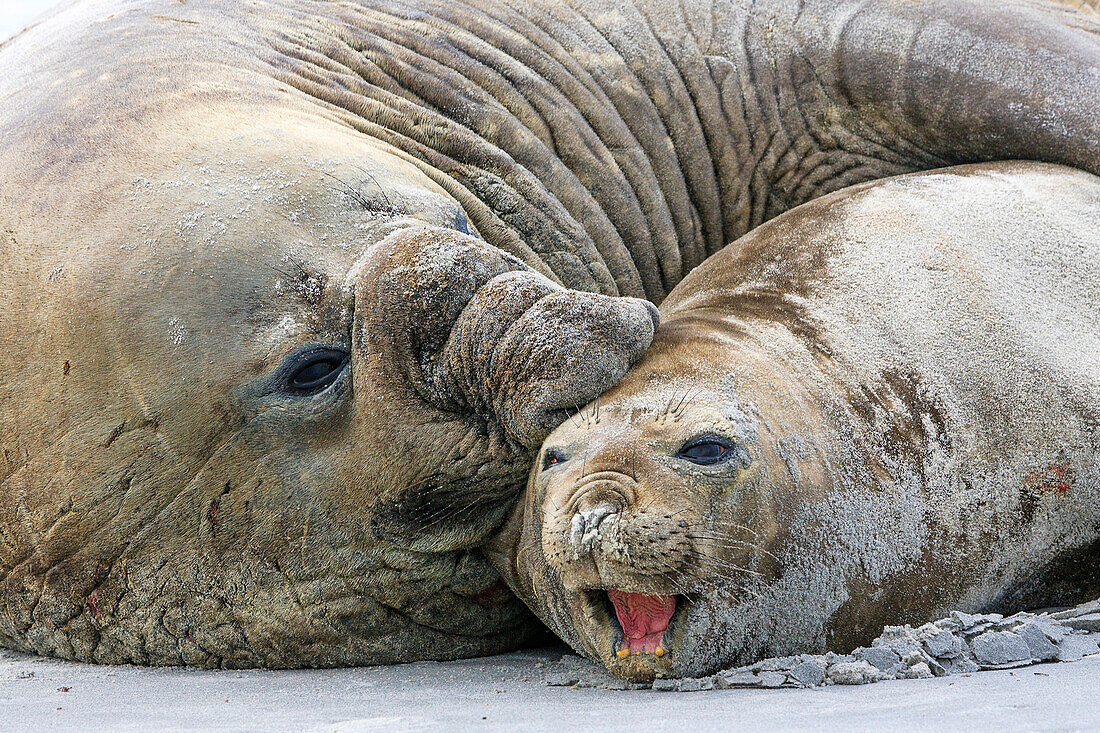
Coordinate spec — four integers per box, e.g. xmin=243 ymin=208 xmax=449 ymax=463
xmin=489 ymin=161 xmax=1100 ymax=682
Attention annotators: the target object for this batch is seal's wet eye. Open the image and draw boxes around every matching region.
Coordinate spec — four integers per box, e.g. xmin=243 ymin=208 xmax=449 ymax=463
xmin=542 ymin=448 xmax=568 ymax=471
xmin=284 ymin=347 xmax=349 ymax=394
xmin=676 ymin=434 xmax=735 ymax=466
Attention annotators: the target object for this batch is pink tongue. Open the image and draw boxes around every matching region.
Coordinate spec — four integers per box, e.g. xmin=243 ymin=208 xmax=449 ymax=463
xmin=607 ymin=590 xmax=676 ymax=640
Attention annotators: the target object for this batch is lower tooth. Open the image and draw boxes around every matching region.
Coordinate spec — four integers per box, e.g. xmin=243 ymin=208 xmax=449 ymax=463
xmin=655 ymin=647 xmax=665 ymax=657
xmin=616 ymin=649 xmax=630 ymax=659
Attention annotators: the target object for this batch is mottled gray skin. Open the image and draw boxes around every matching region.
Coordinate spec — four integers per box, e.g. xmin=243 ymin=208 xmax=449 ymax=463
xmin=492 ymin=162 xmax=1100 ymax=681
xmin=1 ymin=0 xmax=1099 ymax=667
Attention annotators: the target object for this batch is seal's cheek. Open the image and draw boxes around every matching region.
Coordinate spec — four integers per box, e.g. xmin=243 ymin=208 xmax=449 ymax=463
xmin=707 ymin=464 xmax=783 ymax=559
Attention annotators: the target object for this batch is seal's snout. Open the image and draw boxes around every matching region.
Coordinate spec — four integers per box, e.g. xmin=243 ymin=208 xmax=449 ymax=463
xmin=534 ymin=436 xmax=702 ymax=677
xmin=562 ymin=473 xmax=634 ymax=559
xmin=569 ymin=500 xmax=621 ymax=557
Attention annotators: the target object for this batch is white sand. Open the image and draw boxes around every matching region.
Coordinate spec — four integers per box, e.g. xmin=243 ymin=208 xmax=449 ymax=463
xmin=2 ymin=645 xmax=1098 ymax=732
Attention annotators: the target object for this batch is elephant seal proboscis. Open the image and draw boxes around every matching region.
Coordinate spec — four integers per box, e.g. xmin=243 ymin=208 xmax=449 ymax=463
xmin=490 ymin=162 xmax=1100 ymax=681
xmin=2 ymin=0 xmax=1100 ymax=667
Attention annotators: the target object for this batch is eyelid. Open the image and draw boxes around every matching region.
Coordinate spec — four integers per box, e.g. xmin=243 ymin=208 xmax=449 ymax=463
xmin=679 ymin=433 xmax=734 ymax=451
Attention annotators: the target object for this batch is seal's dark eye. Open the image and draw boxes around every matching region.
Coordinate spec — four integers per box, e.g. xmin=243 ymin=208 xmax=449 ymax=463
xmin=285 ymin=348 xmax=348 ymax=393
xmin=676 ymin=435 xmax=735 ymax=466
xmin=542 ymin=448 xmax=567 ymax=471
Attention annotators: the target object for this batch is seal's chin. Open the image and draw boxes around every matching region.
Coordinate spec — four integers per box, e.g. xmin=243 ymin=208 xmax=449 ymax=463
xmin=579 ymin=589 xmax=689 ymax=681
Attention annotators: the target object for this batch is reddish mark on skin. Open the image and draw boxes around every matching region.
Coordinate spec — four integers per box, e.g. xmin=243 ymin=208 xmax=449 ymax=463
xmin=86 ymin=591 xmax=101 ymax=622
xmin=208 ymin=498 xmax=219 ymax=528
xmin=1026 ymin=464 xmax=1072 ymax=495
xmin=473 ymin=579 xmax=509 ymax=607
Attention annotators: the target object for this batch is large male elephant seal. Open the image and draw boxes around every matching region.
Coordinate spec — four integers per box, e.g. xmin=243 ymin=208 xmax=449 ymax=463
xmin=490 ymin=162 xmax=1100 ymax=681
xmin=2 ymin=0 xmax=1100 ymax=667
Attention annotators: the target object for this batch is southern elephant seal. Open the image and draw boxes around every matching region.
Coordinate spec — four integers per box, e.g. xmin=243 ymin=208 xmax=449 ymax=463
xmin=2 ymin=0 xmax=1100 ymax=667
xmin=490 ymin=162 xmax=1100 ymax=681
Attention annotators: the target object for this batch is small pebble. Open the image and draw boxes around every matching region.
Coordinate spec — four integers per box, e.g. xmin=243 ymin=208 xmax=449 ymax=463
xmin=677 ymin=677 xmax=715 ymax=692
xmin=939 ymin=656 xmax=981 ymax=675
xmin=827 ymin=661 xmax=880 ymax=686
xmin=921 ymin=628 xmax=964 ymax=659
xmin=903 ymin=662 xmax=933 ymax=680
xmin=759 ymin=671 xmax=788 ymax=688
xmin=853 ymin=646 xmax=901 ymax=674
xmin=1061 ymin=613 xmax=1100 ymax=634
xmin=1056 ymin=634 xmax=1100 ymax=663
xmin=758 ymin=656 xmax=801 ymax=672
xmin=970 ymin=631 xmax=1032 ymax=668
xmin=718 ymin=670 xmax=762 ymax=688
xmin=651 ymin=679 xmax=679 ymax=692
xmin=788 ymin=660 xmax=826 ymax=687
xmin=628 ymin=600 xmax=1100 ymax=694
xmin=1016 ymin=622 xmax=1060 ymax=662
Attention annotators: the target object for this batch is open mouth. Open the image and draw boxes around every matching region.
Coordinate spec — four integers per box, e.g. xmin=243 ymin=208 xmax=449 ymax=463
xmin=588 ymin=589 xmax=685 ymax=659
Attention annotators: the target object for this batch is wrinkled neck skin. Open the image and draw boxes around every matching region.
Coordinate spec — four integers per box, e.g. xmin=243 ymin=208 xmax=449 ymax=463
xmin=10 ymin=0 xmax=1100 ymax=301
xmin=255 ymin=0 xmax=1100 ymax=301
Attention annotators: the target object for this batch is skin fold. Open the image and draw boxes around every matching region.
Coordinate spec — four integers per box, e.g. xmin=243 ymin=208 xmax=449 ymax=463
xmin=1 ymin=0 xmax=1099 ymax=667
xmin=490 ymin=162 xmax=1100 ymax=681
